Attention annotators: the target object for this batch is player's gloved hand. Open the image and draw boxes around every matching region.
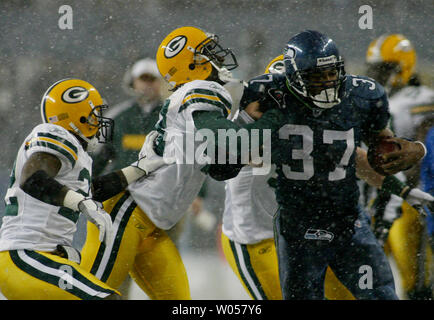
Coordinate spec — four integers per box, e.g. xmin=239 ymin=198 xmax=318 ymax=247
xmin=259 ymin=88 xmax=286 ymax=112
xmin=132 ymin=130 xmax=173 ymax=175
xmin=63 ymin=190 xmax=113 ymax=244
xmin=78 ymin=198 xmax=114 ymax=244
xmin=405 ymin=188 xmax=434 ymax=210
xmin=121 ymin=131 xmax=175 ymax=184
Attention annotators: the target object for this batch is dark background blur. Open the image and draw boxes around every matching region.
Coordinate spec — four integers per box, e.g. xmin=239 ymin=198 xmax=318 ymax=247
xmin=0 ymin=0 xmax=432 ymax=217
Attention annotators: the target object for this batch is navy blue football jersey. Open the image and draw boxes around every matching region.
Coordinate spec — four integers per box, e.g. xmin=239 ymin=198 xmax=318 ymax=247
xmin=240 ymin=73 xmax=390 ymax=228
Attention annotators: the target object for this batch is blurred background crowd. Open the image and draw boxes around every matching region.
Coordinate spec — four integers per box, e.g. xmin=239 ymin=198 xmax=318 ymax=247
xmin=0 ymin=0 xmax=432 ymax=299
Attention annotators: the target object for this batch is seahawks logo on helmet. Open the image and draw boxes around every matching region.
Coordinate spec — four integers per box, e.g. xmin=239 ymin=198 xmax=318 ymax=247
xmin=164 ymin=36 xmax=187 ymax=58
xmin=62 ymin=86 xmax=89 ymax=103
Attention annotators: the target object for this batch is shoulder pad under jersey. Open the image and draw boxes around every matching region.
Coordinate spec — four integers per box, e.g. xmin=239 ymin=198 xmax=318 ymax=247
xmin=344 ymin=75 xmax=386 ymax=100
xmin=26 ymin=123 xmax=81 ymax=169
xmin=179 ymin=80 xmax=233 ymax=116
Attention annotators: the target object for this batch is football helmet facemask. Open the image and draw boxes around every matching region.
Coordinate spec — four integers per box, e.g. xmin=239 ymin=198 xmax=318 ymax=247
xmin=156 ymin=26 xmax=238 ymax=89
xmin=284 ymin=30 xmax=345 ymax=109
xmin=40 ymin=79 xmax=114 ymax=144
xmin=366 ymin=34 xmax=416 ymax=91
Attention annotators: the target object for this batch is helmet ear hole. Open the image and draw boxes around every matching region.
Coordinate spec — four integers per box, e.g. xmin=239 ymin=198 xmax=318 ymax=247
xmin=189 ymin=63 xmax=195 ymax=70
xmin=80 ymin=116 xmax=87 ymax=124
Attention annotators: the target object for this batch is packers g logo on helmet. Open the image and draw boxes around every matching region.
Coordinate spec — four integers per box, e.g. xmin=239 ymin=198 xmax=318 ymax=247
xmin=164 ymin=36 xmax=187 ymax=58
xmin=41 ymin=79 xmax=113 ymax=143
xmin=61 ymin=87 xmax=89 ymax=103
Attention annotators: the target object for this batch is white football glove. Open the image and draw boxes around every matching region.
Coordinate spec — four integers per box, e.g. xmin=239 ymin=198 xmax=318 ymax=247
xmin=405 ymin=188 xmax=434 ymax=209
xmin=78 ymin=199 xmax=113 ymax=244
xmin=63 ymin=190 xmax=114 ymax=244
xmin=134 ymin=130 xmax=171 ymax=174
xmin=121 ymin=131 xmax=175 ymax=184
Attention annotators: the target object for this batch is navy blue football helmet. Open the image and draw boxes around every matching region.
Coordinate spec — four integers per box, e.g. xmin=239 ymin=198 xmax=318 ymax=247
xmin=284 ymin=30 xmax=345 ymax=109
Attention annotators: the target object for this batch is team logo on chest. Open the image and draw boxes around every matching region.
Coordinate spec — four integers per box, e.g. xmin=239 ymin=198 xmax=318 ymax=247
xmin=164 ymin=36 xmax=187 ymax=58
xmin=61 ymin=87 xmax=89 ymax=103
xmin=304 ymin=228 xmax=334 ymax=242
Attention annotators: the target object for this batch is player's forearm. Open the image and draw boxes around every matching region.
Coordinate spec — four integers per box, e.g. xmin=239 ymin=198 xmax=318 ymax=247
xmin=19 ymin=152 xmax=67 ymax=207
xmin=193 ymin=109 xmax=283 ymax=160
xmin=355 ymin=147 xmax=384 ymax=188
xmin=20 ymin=169 xmax=69 ymax=207
xmin=20 ymin=168 xmax=94 ymax=212
xmin=356 ymin=147 xmax=412 ymax=199
xmin=92 ymin=170 xmax=128 ymax=202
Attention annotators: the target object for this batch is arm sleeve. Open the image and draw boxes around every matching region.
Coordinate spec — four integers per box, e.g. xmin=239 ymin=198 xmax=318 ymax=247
xmin=20 ymin=170 xmax=66 ymax=206
xmin=92 ymin=143 xmax=115 ymax=176
xmin=368 ymin=93 xmax=390 ymax=132
xmin=193 ymin=108 xmax=284 ymax=162
xmin=193 ymin=108 xmax=285 ymax=181
xmin=91 ymin=170 xmax=128 ymax=202
xmin=360 ymin=82 xmax=391 ymax=143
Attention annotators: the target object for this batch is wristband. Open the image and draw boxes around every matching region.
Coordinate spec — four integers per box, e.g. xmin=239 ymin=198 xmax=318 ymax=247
xmin=381 ymin=175 xmax=411 ymax=199
xmin=121 ymin=165 xmax=146 ymax=185
xmin=414 ymin=141 xmax=427 ymax=159
xmin=63 ymin=190 xmax=85 ymax=211
xmin=401 ymin=138 xmax=427 ymax=160
xmin=238 ymin=110 xmax=255 ymax=124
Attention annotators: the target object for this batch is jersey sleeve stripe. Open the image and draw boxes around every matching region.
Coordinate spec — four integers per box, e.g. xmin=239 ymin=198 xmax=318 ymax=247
xmin=26 ymin=139 xmax=77 ymax=167
xmin=180 ymin=98 xmax=229 ymax=117
xmin=31 ymin=137 xmax=78 ymax=160
xmin=37 ymin=132 xmax=78 ymax=154
xmin=185 ymin=88 xmax=232 ymax=109
xmin=182 ymin=93 xmax=221 ymax=105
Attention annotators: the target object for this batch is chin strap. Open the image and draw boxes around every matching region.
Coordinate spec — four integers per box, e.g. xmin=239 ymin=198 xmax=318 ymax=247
xmin=208 ymin=60 xmax=243 ymax=84
xmin=69 ymin=122 xmax=91 ymax=143
xmin=69 ymin=122 xmax=99 ymax=152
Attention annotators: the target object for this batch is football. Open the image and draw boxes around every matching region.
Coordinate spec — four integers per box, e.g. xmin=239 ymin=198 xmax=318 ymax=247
xmin=367 ymin=138 xmax=401 ymax=176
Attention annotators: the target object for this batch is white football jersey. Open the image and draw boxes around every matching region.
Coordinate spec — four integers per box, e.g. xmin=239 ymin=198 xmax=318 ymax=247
xmin=223 ymin=165 xmax=278 ymax=244
xmin=128 ymin=80 xmax=233 ymax=230
xmin=222 ymin=109 xmax=278 ymax=244
xmin=389 ymin=85 xmax=434 ymax=138
xmin=0 ymin=123 xmax=92 ymax=252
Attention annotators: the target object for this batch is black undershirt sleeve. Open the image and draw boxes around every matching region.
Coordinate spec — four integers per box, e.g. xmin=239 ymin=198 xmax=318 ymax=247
xmin=21 ymin=168 xmax=129 ymax=205
xmin=20 ymin=170 xmax=66 ymax=206
xmin=91 ymin=170 xmax=128 ymax=202
xmin=192 ymin=109 xmax=284 ymax=181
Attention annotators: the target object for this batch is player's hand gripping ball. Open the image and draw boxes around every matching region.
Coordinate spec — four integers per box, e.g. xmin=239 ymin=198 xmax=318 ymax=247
xmin=367 ymin=137 xmax=401 ymax=176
